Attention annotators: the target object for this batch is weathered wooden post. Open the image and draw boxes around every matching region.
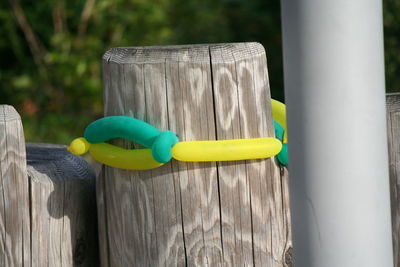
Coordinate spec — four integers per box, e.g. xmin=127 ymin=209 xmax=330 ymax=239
xmin=0 ymin=105 xmax=31 ymax=266
xmin=26 ymin=143 xmax=99 ymax=266
xmin=0 ymin=105 xmax=98 ymax=266
xmin=387 ymin=93 xmax=400 ymax=267
xmin=98 ymin=43 xmax=292 ymax=266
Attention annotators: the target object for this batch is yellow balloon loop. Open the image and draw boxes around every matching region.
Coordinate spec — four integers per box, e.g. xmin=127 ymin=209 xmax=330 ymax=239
xmin=68 ymin=137 xmax=163 ymax=170
xmin=172 ymin=138 xmax=282 ymax=162
xmin=66 ymin=98 xmax=289 ymax=170
xmin=271 ymin=99 xmax=287 ymax=143
xmin=89 ymin=143 xmax=163 ymax=170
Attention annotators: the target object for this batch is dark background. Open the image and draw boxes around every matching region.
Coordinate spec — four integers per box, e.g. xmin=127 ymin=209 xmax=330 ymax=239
xmin=1 ymin=0 xmax=399 ymax=143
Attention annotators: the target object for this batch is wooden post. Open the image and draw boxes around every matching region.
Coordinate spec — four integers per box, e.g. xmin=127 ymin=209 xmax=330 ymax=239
xmin=387 ymin=93 xmax=400 ymax=267
xmin=0 ymin=105 xmax=98 ymax=266
xmin=0 ymin=105 xmax=31 ymax=266
xmin=98 ymin=43 xmax=292 ymax=266
xmin=26 ymin=143 xmax=99 ymax=266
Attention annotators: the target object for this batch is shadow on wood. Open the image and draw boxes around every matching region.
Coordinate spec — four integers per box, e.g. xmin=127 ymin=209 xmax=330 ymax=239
xmin=27 ymin=143 xmax=99 ymax=266
xmin=0 ymin=105 xmax=99 ymax=266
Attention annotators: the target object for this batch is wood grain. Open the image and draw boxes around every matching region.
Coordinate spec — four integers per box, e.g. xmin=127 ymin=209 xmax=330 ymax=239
xmin=99 ymin=43 xmax=292 ymax=266
xmin=387 ymin=93 xmax=400 ymax=267
xmin=27 ymin=143 xmax=99 ymax=266
xmin=0 ymin=105 xmax=98 ymax=266
xmin=0 ymin=105 xmax=31 ymax=267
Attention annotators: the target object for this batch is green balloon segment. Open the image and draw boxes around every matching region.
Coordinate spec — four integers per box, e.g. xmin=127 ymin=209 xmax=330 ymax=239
xmin=82 ymin=116 xmax=287 ymax=165
xmin=84 ymin=116 xmax=179 ymax=163
xmin=151 ymin=131 xmax=179 ymax=163
xmin=273 ymin=120 xmax=288 ymax=166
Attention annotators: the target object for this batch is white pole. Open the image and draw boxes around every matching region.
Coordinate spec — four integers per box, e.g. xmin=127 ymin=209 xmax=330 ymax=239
xmin=280 ymin=1 xmax=393 ymax=266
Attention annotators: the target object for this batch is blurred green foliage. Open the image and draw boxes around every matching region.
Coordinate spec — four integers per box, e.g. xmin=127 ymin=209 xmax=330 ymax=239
xmin=384 ymin=0 xmax=400 ymax=93
xmin=0 ymin=0 xmax=398 ymax=144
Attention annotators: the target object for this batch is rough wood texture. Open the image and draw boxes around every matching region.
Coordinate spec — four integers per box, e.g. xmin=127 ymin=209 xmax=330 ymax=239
xmin=99 ymin=43 xmax=292 ymax=266
xmin=0 ymin=105 xmax=31 ymax=266
xmin=0 ymin=105 xmax=98 ymax=266
xmin=27 ymin=143 xmax=99 ymax=266
xmin=387 ymin=93 xmax=400 ymax=267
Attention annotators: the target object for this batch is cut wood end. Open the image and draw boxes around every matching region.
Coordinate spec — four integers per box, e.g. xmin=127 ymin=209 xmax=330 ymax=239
xmin=102 ymin=42 xmax=266 ymax=65
xmin=0 ymin=105 xmax=21 ymax=122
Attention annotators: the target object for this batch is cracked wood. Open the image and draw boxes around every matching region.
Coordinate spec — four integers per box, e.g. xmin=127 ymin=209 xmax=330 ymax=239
xmin=0 ymin=105 xmax=98 ymax=266
xmin=99 ymin=43 xmax=292 ymax=266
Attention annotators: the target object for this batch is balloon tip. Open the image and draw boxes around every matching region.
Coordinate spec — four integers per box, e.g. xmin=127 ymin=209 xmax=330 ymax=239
xmin=67 ymin=137 xmax=91 ymax=155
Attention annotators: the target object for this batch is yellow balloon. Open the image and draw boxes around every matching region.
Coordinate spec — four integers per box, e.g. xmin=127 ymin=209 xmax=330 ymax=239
xmin=67 ymin=98 xmax=289 ymax=171
xmin=171 ymin=138 xmax=282 ymax=162
xmin=67 ymin=137 xmax=91 ymax=155
xmin=89 ymin=142 xmax=164 ymax=170
xmin=271 ymin=99 xmax=287 ymax=143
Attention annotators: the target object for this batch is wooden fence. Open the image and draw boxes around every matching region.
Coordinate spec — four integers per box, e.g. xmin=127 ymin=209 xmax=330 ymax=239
xmin=0 ymin=43 xmax=400 ymax=266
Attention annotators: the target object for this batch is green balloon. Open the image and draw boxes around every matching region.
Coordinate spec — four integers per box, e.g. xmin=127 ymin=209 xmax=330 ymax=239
xmin=273 ymin=120 xmax=288 ymax=166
